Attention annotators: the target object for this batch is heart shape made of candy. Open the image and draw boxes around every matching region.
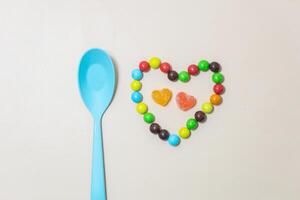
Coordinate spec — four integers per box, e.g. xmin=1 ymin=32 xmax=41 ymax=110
xmin=130 ymin=57 xmax=225 ymax=147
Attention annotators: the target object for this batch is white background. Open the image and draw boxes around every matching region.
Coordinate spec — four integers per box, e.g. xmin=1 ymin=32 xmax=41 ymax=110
xmin=0 ymin=0 xmax=300 ymax=199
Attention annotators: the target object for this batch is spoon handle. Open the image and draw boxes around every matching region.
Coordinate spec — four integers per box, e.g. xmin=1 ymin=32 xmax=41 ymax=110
xmin=91 ymin=118 xmax=106 ymax=200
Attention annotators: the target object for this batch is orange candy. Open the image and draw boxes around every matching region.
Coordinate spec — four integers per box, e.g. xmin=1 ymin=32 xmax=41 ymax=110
xmin=210 ymin=94 xmax=222 ymax=105
xmin=152 ymin=88 xmax=172 ymax=106
xmin=176 ymin=92 xmax=197 ymax=111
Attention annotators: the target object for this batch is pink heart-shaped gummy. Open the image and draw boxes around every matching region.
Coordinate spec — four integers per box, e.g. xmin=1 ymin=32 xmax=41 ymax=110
xmin=176 ymin=92 xmax=197 ymax=111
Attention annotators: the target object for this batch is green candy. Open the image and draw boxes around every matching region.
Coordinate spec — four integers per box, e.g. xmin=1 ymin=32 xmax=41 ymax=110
xmin=212 ymin=72 xmax=224 ymax=83
xmin=198 ymin=60 xmax=210 ymax=71
xmin=178 ymin=71 xmax=190 ymax=82
xmin=143 ymin=112 xmax=155 ymax=123
xmin=186 ymin=118 xmax=198 ymax=130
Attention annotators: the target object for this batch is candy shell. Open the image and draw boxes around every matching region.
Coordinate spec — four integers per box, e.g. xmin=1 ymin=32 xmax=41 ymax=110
xmin=160 ymin=62 xmax=172 ymax=73
xmin=186 ymin=118 xmax=198 ymax=130
xmin=131 ymin=92 xmax=143 ymax=103
xmin=210 ymin=94 xmax=222 ymax=105
xmin=168 ymin=134 xmax=181 ymax=146
xmin=202 ymin=102 xmax=214 ymax=114
xmin=143 ymin=113 xmax=155 ymax=124
xmin=212 ymin=73 xmax=224 ymax=83
xmin=198 ymin=60 xmax=210 ymax=71
xmin=213 ymin=84 xmax=225 ymax=94
xmin=178 ymin=71 xmax=190 ymax=82
xmin=136 ymin=102 xmax=148 ymax=114
xmin=139 ymin=61 xmax=150 ymax=72
xmin=178 ymin=127 xmax=191 ymax=139
xmin=130 ymin=80 xmax=142 ymax=91
xmin=149 ymin=57 xmax=161 ymax=69
xmin=131 ymin=69 xmax=143 ymax=80
xmin=188 ymin=64 xmax=199 ymax=75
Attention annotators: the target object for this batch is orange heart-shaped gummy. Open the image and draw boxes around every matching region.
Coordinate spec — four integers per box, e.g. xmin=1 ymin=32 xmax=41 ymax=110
xmin=176 ymin=92 xmax=197 ymax=111
xmin=152 ymin=88 xmax=172 ymax=106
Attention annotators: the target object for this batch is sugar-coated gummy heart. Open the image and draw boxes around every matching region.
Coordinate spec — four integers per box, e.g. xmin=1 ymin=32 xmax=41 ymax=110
xmin=152 ymin=88 xmax=172 ymax=106
xmin=130 ymin=57 xmax=225 ymax=147
xmin=176 ymin=92 xmax=197 ymax=111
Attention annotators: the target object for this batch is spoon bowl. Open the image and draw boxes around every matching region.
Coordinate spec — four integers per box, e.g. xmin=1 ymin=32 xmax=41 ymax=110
xmin=79 ymin=48 xmax=115 ymax=119
xmin=78 ymin=48 xmax=115 ymax=200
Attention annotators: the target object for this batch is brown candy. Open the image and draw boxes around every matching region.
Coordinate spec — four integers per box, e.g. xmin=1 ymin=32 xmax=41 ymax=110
xmin=194 ymin=111 xmax=206 ymax=122
xmin=167 ymin=70 xmax=178 ymax=81
xmin=158 ymin=129 xmax=170 ymax=140
xmin=150 ymin=123 xmax=161 ymax=134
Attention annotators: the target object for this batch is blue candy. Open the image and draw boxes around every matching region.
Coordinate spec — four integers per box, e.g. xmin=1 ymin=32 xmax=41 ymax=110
xmin=168 ymin=134 xmax=180 ymax=146
xmin=131 ymin=92 xmax=143 ymax=103
xmin=131 ymin=69 xmax=143 ymax=80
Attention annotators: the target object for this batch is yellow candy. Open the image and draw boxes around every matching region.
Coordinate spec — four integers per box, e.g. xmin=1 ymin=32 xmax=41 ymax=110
xmin=149 ymin=57 xmax=161 ymax=69
xmin=151 ymin=88 xmax=172 ymax=106
xmin=131 ymin=80 xmax=142 ymax=91
xmin=136 ymin=102 xmax=148 ymax=114
xmin=178 ymin=127 xmax=190 ymax=139
xmin=202 ymin=102 xmax=214 ymax=114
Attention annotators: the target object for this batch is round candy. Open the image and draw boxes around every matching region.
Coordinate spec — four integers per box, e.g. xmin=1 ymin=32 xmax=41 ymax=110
xmin=178 ymin=127 xmax=191 ymax=139
xmin=131 ymin=80 xmax=142 ymax=91
xmin=210 ymin=62 xmax=221 ymax=72
xmin=150 ymin=123 xmax=161 ymax=134
xmin=194 ymin=111 xmax=206 ymax=122
xmin=136 ymin=102 xmax=148 ymax=114
xmin=168 ymin=134 xmax=181 ymax=146
xmin=131 ymin=92 xmax=143 ymax=103
xmin=213 ymin=84 xmax=225 ymax=94
xmin=210 ymin=94 xmax=222 ymax=105
xmin=198 ymin=60 xmax=210 ymax=71
xmin=186 ymin=118 xmax=198 ymax=130
xmin=139 ymin=61 xmax=150 ymax=72
xmin=131 ymin=69 xmax=143 ymax=80
xmin=158 ymin=129 xmax=170 ymax=140
xmin=168 ymin=70 xmax=178 ymax=81
xmin=178 ymin=71 xmax=190 ymax=82
xmin=143 ymin=113 xmax=155 ymax=124
xmin=212 ymin=73 xmax=224 ymax=83
xmin=160 ymin=62 xmax=172 ymax=73
xmin=149 ymin=57 xmax=161 ymax=69
xmin=202 ymin=102 xmax=214 ymax=114
xmin=188 ymin=64 xmax=199 ymax=75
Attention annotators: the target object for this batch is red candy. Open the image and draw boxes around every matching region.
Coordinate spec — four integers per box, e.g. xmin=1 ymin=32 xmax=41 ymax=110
xmin=139 ymin=61 xmax=150 ymax=72
xmin=176 ymin=92 xmax=197 ymax=111
xmin=213 ymin=84 xmax=225 ymax=94
xmin=160 ymin=62 xmax=172 ymax=73
xmin=187 ymin=64 xmax=199 ymax=75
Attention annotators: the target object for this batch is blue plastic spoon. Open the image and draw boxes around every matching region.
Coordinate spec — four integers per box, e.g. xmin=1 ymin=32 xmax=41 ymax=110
xmin=78 ymin=48 xmax=115 ymax=200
